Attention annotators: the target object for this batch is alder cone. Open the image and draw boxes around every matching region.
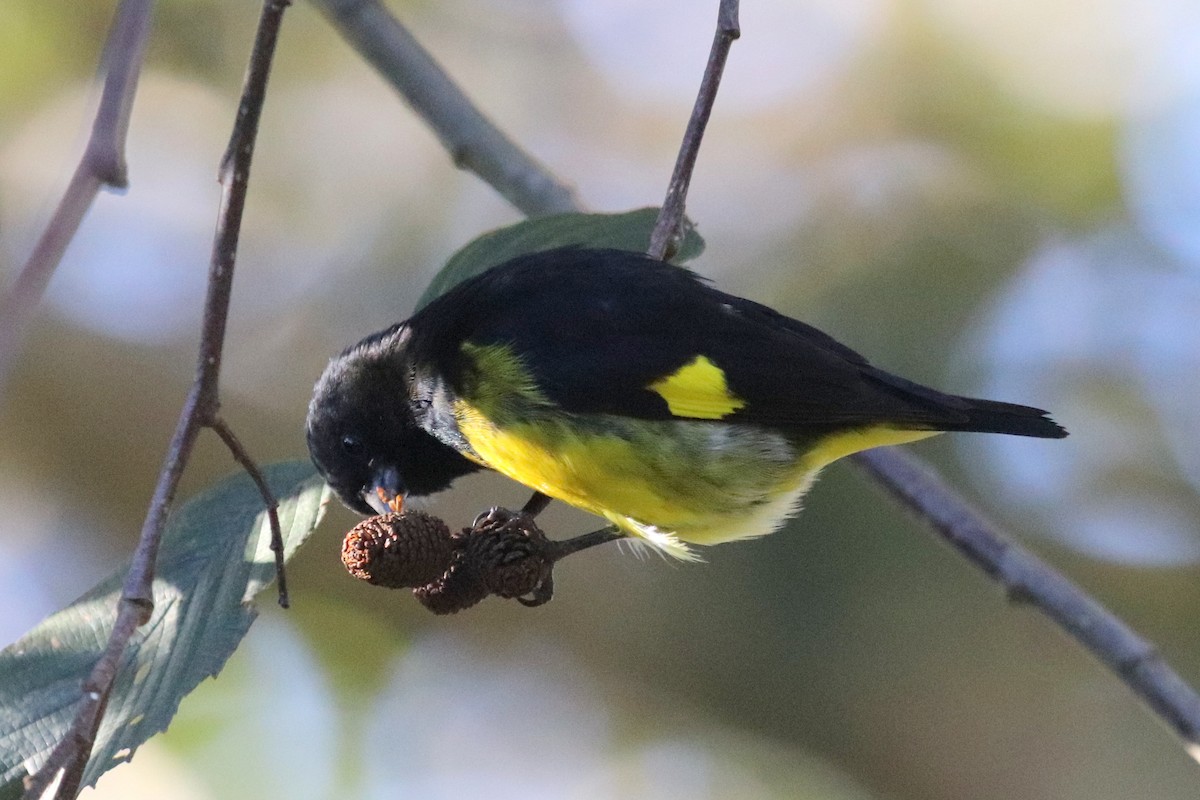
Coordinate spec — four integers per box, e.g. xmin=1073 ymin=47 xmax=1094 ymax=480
xmin=341 ymin=511 xmax=454 ymax=588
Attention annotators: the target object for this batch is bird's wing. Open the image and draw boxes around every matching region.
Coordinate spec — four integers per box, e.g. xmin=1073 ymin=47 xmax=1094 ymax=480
xmin=424 ymin=248 xmax=973 ymax=432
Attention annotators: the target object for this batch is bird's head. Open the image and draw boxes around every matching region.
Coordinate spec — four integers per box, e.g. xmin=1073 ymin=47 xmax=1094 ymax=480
xmin=306 ymin=324 xmax=479 ymax=516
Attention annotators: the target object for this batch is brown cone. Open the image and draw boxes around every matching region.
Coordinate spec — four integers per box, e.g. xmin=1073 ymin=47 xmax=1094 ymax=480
xmin=413 ymin=509 xmax=555 ymax=613
xmin=341 ymin=511 xmax=455 ymax=588
xmin=466 ymin=515 xmax=552 ymax=599
xmin=412 ymin=550 xmax=490 ymax=615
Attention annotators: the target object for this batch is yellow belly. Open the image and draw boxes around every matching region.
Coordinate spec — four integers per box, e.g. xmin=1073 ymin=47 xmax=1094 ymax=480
xmin=452 ymin=399 xmax=936 ymax=558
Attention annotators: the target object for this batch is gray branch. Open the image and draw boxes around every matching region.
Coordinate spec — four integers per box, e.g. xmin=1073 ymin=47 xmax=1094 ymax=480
xmin=20 ymin=2 xmax=291 ymax=796
xmin=0 ymin=0 xmax=153 ymax=391
xmin=310 ymin=0 xmax=579 ymax=217
xmin=854 ymin=447 xmax=1200 ymax=753
xmin=649 ymin=0 xmax=740 ymax=260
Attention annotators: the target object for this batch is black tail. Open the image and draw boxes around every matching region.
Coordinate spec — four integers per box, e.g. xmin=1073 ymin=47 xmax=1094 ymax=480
xmin=942 ymin=396 xmax=1068 ymax=439
xmin=864 ymin=368 xmax=1068 ymax=439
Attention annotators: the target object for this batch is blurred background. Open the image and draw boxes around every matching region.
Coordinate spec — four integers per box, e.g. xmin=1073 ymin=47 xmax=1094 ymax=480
xmin=3 ymin=0 xmax=1200 ymax=797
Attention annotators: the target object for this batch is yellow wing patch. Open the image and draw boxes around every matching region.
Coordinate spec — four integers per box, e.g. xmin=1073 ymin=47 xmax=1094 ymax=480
xmin=648 ymin=355 xmax=746 ymax=420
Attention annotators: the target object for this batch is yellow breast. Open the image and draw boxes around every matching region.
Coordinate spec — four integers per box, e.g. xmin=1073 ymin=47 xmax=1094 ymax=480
xmin=451 ymin=399 xmax=819 ymax=559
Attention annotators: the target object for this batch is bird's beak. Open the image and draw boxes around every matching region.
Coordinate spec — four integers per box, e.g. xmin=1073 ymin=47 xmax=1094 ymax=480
xmin=362 ymin=464 xmax=404 ymax=516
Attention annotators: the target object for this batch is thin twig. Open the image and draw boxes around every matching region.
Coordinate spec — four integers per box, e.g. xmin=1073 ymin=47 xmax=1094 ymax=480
xmin=21 ymin=591 xmax=152 ymax=799
xmin=310 ymin=0 xmax=578 ymax=217
xmin=20 ymin=3 xmax=293 ymax=797
xmin=320 ymin=0 xmax=1200 ymax=763
xmin=853 ymin=447 xmax=1200 ymax=755
xmin=212 ymin=417 xmax=287 ymax=605
xmin=0 ymin=0 xmax=153 ymax=391
xmin=204 ymin=0 xmax=292 ymax=605
xmin=648 ymin=0 xmax=740 ymax=261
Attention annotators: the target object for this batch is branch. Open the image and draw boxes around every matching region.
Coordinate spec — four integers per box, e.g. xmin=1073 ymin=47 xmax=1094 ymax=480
xmin=20 ymin=3 xmax=293 ymax=797
xmin=212 ymin=416 xmax=288 ymax=604
xmin=318 ymin=0 xmax=1200 ymax=763
xmin=309 ymin=0 xmax=579 ymax=217
xmin=648 ymin=0 xmax=740 ymax=261
xmin=853 ymin=447 xmax=1200 ymax=754
xmin=0 ymin=0 xmax=153 ymax=391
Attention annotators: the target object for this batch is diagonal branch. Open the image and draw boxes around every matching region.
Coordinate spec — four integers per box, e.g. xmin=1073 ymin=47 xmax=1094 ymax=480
xmin=310 ymin=0 xmax=579 ymax=217
xmin=648 ymin=0 xmax=740 ymax=261
xmin=854 ymin=447 xmax=1200 ymax=756
xmin=20 ymin=2 xmax=293 ymax=798
xmin=0 ymin=0 xmax=153 ymax=391
xmin=212 ymin=416 xmax=287 ymax=603
xmin=317 ymin=0 xmax=1200 ymax=763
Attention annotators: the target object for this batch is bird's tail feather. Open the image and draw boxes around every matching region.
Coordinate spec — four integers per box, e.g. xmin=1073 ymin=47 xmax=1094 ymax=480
xmin=937 ymin=395 xmax=1068 ymax=439
xmin=865 ymin=368 xmax=1068 ymax=439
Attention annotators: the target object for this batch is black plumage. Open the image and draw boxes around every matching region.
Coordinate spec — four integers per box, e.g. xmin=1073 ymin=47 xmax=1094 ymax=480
xmin=409 ymin=247 xmax=1067 ymax=438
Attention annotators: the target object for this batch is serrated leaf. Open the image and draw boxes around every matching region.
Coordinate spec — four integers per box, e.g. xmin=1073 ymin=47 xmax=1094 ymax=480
xmin=0 ymin=461 xmax=331 ymax=794
xmin=415 ymin=207 xmax=705 ymax=310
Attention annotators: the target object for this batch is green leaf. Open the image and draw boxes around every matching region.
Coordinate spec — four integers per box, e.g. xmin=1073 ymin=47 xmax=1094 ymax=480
xmin=415 ymin=207 xmax=705 ymax=310
xmin=0 ymin=461 xmax=331 ymax=794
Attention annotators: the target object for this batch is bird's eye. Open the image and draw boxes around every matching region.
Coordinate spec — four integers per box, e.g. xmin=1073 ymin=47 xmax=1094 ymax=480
xmin=341 ymin=434 xmax=364 ymax=456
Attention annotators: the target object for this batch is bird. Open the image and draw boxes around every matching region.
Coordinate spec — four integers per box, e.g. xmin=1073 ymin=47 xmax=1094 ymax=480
xmin=306 ymin=246 xmax=1066 ymax=560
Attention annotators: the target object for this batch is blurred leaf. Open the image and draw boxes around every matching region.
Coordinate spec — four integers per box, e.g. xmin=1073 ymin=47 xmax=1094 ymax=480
xmin=0 ymin=461 xmax=330 ymax=794
xmin=415 ymin=207 xmax=705 ymax=310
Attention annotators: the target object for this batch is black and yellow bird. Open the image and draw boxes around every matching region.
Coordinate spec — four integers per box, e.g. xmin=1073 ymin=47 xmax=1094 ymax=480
xmin=307 ymin=247 xmax=1066 ymax=559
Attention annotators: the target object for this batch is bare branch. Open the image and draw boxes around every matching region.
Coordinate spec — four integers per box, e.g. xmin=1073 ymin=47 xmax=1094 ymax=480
xmin=0 ymin=0 xmax=153 ymax=391
xmin=21 ymin=586 xmax=153 ymax=799
xmin=310 ymin=0 xmax=579 ymax=217
xmin=648 ymin=0 xmax=740 ymax=260
xmin=853 ymin=447 xmax=1200 ymax=754
xmin=21 ymin=2 xmax=293 ymax=796
xmin=212 ymin=416 xmax=287 ymax=607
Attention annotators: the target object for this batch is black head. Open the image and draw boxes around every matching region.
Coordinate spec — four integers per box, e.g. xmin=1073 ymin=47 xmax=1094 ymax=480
xmin=306 ymin=324 xmax=481 ymax=516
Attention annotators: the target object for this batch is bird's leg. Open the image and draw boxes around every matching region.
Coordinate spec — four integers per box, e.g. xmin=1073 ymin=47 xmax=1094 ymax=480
xmin=516 ymin=526 xmax=625 ymax=607
xmin=472 ymin=506 xmax=623 ymax=561
xmin=544 ymin=526 xmax=626 ymax=561
xmin=521 ymin=491 xmax=553 ymax=517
